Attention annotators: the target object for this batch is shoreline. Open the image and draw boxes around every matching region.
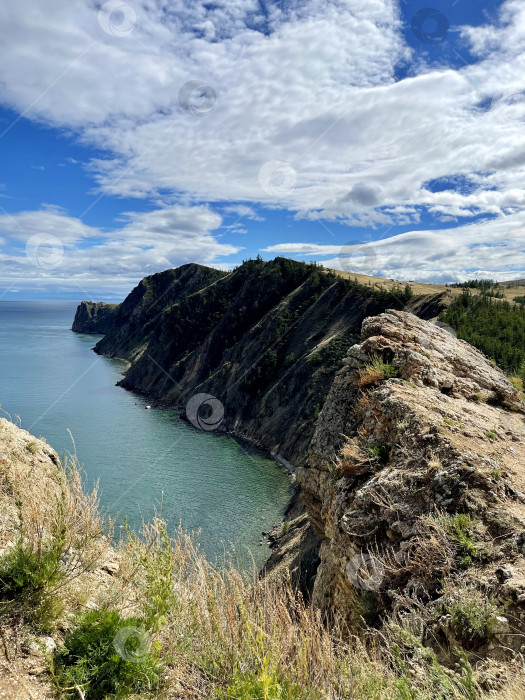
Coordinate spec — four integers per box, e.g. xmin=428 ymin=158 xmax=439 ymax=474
xmin=90 ymin=341 xmax=295 ymax=562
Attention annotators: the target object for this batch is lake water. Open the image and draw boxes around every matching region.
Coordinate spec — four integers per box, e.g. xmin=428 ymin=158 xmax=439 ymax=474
xmin=0 ymin=301 xmax=290 ymax=568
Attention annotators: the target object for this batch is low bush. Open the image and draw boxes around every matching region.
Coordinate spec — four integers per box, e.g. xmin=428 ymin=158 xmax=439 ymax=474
xmin=438 ymin=513 xmax=481 ymax=569
xmin=445 ymin=588 xmax=500 ymax=649
xmin=53 ymin=609 xmax=162 ymax=699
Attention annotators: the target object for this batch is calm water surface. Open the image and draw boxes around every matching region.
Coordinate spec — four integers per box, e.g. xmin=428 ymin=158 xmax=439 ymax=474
xmin=0 ymin=301 xmax=290 ymax=568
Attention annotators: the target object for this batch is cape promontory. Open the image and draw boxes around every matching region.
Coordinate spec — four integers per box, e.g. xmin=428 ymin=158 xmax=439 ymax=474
xmin=72 ymin=258 xmax=452 ymax=468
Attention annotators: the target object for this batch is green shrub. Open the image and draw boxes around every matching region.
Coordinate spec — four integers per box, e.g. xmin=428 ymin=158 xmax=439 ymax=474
xmin=0 ymin=499 xmax=67 ymax=628
xmin=284 ymin=353 xmax=296 ymax=367
xmin=216 ymin=669 xmax=309 ymax=700
xmin=124 ymin=519 xmax=179 ymax=633
xmin=0 ymin=540 xmax=64 ymax=603
xmin=368 ymin=444 xmax=390 ymax=465
xmin=375 ymin=359 xmax=398 ymax=379
xmin=446 ymin=590 xmax=499 ymax=649
xmin=438 ymin=514 xmax=479 ymax=569
xmin=53 ymin=609 xmax=162 ymax=699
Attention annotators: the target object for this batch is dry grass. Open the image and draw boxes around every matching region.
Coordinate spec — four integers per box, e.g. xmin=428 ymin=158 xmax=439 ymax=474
xmin=357 ymin=357 xmax=398 ymax=388
xmin=335 ymin=438 xmax=371 ymax=476
xmin=328 ymin=267 xmax=455 ymax=298
xmin=329 ymin=267 xmax=525 ymax=306
xmin=389 ymin=516 xmax=455 ymax=587
xmin=105 ymin=520 xmax=493 ymax=699
xmin=358 ymin=365 xmax=386 ymax=388
xmin=2 ymin=416 xmax=525 ymax=698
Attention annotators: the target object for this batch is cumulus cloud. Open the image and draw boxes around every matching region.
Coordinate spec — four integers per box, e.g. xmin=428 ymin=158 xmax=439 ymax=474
xmin=262 ymin=211 xmax=525 ymax=282
xmin=0 ymin=205 xmax=241 ymax=296
xmin=0 ymin=0 xmax=524 ymax=286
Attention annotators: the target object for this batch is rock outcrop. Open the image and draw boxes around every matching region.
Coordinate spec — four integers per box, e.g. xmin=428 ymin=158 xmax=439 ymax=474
xmin=298 ymin=309 xmax=525 ymax=656
xmin=71 ymin=301 xmax=120 ymax=334
xmin=0 ymin=419 xmax=116 ymax=698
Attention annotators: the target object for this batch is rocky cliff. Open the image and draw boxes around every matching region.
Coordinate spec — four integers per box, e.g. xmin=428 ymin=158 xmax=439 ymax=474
xmin=71 ymin=301 xmax=120 ymax=334
xmin=74 ymin=258 xmax=450 ymax=469
xmin=297 ymin=309 xmax=525 ymax=657
xmin=94 ymin=264 xmax=228 ymax=360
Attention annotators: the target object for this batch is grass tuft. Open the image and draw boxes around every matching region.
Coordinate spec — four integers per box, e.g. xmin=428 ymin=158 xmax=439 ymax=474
xmin=358 ymin=357 xmax=398 ymax=387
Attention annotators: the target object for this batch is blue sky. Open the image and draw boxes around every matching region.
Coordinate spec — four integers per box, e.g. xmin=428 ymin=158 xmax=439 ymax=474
xmin=0 ymin=0 xmax=523 ymax=300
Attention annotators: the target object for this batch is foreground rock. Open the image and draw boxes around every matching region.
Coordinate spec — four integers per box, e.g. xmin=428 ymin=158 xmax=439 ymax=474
xmin=0 ymin=419 xmax=114 ymax=697
xmin=299 ymin=309 xmax=525 ymax=657
xmin=0 ymin=419 xmax=62 ymax=552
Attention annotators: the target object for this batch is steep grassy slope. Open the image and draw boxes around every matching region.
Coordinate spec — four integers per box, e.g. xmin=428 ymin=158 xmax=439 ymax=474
xmin=84 ymin=258 xmax=445 ymax=466
xmin=92 ymin=264 xmax=228 ymax=360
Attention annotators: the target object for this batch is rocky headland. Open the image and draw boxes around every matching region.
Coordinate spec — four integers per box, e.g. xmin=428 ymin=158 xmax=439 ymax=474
xmin=72 ymin=258 xmax=451 ymax=468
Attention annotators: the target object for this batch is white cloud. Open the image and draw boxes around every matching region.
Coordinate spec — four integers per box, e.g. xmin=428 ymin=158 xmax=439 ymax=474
xmin=0 ymin=0 xmax=523 ymax=284
xmin=222 ymin=204 xmax=264 ymax=221
xmin=262 ymin=211 xmax=525 ymax=282
xmin=0 ymin=205 xmax=241 ymax=296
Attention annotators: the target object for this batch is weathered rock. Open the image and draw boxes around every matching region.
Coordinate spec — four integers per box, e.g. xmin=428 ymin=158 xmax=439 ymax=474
xmin=25 ymin=636 xmax=57 ymax=656
xmin=298 ymin=309 xmax=525 ymax=654
xmin=0 ymin=419 xmax=61 ymax=550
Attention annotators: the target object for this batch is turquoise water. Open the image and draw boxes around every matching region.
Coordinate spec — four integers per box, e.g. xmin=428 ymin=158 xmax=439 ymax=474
xmin=0 ymin=301 xmax=290 ymax=568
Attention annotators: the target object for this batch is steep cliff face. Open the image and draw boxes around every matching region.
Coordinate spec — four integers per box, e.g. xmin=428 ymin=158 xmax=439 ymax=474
xmin=95 ymin=264 xmax=228 ymax=361
xmin=71 ymin=301 xmax=119 ymax=333
xmin=298 ymin=310 xmax=525 ymax=655
xmin=79 ymin=258 xmax=450 ymax=468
